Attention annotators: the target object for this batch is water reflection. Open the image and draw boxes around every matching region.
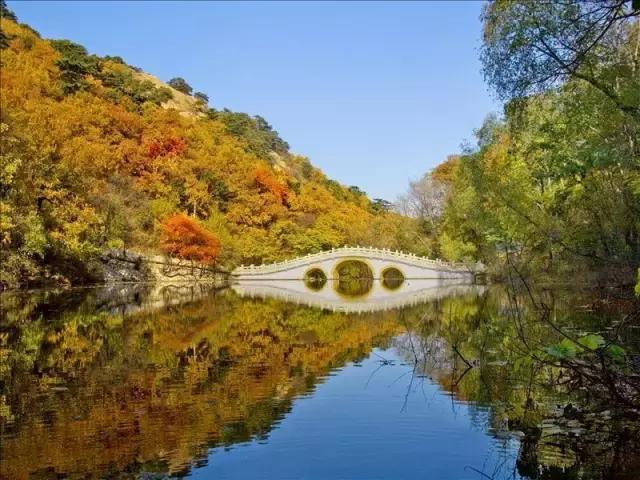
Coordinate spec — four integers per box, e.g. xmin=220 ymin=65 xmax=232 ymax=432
xmin=333 ymin=275 xmax=374 ymax=297
xmin=0 ymin=284 xmax=638 ymax=479
xmin=303 ymin=267 xmax=327 ymax=291
xmin=234 ymin=277 xmax=482 ymax=313
xmin=381 ymin=267 xmax=405 ymax=290
xmin=333 ymin=259 xmax=375 ymax=297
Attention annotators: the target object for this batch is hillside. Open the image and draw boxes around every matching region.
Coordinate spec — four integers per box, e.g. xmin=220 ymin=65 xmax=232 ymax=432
xmin=0 ymin=13 xmax=423 ymax=288
xmin=134 ymin=71 xmax=204 ymax=118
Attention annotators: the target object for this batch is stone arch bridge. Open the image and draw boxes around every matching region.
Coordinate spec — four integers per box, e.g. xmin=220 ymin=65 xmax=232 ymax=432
xmin=232 ymin=246 xmax=482 ymax=282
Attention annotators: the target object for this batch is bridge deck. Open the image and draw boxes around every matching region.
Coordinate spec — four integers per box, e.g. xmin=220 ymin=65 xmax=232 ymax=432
xmin=232 ymin=246 xmax=481 ymax=277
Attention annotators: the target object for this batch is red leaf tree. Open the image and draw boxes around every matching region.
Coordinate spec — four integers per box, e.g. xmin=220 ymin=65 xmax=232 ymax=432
xmin=160 ymin=214 xmax=220 ymax=264
xmin=253 ymin=166 xmax=289 ymax=204
xmin=147 ymin=136 xmax=187 ymax=159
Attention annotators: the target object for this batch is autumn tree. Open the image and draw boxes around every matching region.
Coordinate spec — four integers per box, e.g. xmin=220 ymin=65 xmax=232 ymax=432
xmin=0 ymin=16 xmax=413 ymax=286
xmin=396 ymin=174 xmax=447 ymax=225
xmin=254 ymin=166 xmax=289 ymax=204
xmin=160 ymin=214 xmax=220 ymax=264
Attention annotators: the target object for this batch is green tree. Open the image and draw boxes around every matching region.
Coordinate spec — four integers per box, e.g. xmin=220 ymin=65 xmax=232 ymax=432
xmin=167 ymin=77 xmax=193 ymax=95
xmin=50 ymin=39 xmax=101 ymax=94
xmin=0 ymin=0 xmax=17 ymax=21
xmin=194 ymin=91 xmax=209 ymax=103
xmin=481 ymin=0 xmax=640 ymax=119
xmin=0 ymin=28 xmax=9 ymax=49
xmin=370 ymin=198 xmax=392 ymax=214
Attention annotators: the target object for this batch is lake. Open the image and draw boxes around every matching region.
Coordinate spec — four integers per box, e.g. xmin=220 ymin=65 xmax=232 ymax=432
xmin=1 ymin=281 xmax=638 ymax=479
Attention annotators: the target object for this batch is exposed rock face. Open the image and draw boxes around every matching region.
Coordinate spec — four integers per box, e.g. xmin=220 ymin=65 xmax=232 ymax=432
xmin=88 ymin=250 xmax=152 ymax=283
xmin=88 ymin=250 xmax=228 ymax=286
xmin=133 ymin=72 xmax=206 ymax=118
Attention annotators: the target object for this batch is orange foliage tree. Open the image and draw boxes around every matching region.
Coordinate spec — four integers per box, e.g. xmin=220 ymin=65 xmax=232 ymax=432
xmin=0 ymin=15 xmax=416 ymax=286
xmin=431 ymin=154 xmax=460 ymax=184
xmin=160 ymin=214 xmax=221 ymax=264
xmin=253 ymin=166 xmax=289 ymax=204
xmin=146 ymin=136 xmax=187 ymax=159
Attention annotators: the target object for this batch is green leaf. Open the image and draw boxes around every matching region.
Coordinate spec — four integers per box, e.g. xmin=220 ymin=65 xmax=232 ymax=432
xmin=545 ymin=339 xmax=579 ymax=359
xmin=605 ymin=344 xmax=626 ymax=362
xmin=514 ymin=355 xmax=532 ymax=372
xmin=577 ymin=334 xmax=605 ymax=351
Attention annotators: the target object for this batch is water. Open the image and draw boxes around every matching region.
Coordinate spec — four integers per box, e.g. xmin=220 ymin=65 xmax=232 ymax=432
xmin=193 ymin=342 xmax=521 ymax=480
xmin=0 ymin=281 xmax=638 ymax=479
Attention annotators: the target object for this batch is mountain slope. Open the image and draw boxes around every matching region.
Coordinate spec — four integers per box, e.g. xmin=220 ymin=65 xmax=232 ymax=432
xmin=0 ymin=15 xmax=422 ymax=287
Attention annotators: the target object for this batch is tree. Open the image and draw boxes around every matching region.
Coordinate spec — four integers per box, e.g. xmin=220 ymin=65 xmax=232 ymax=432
xmin=370 ymin=198 xmax=393 ymax=214
xmin=209 ymin=110 xmax=290 ymax=158
xmin=431 ymin=155 xmax=460 ymax=184
xmin=395 ymin=174 xmax=448 ymax=224
xmin=167 ymin=77 xmax=193 ymax=95
xmin=0 ymin=28 xmax=9 ymax=49
xmin=194 ymin=91 xmax=209 ymax=104
xmin=100 ymin=64 xmax=173 ymax=105
xmin=348 ymin=185 xmax=365 ymax=196
xmin=481 ymin=0 xmax=640 ymax=119
xmin=160 ymin=214 xmax=220 ymax=264
xmin=254 ymin=166 xmax=289 ymax=204
xmin=0 ymin=0 xmax=17 ymax=21
xmin=50 ymin=39 xmax=101 ymax=94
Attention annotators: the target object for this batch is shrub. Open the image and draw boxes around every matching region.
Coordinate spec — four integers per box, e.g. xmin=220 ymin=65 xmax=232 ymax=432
xmin=101 ymin=67 xmax=173 ymax=105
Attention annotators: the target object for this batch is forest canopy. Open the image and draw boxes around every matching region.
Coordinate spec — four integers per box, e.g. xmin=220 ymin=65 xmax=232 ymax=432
xmin=2 ymin=0 xmax=639 ymax=289
xmin=397 ymin=0 xmax=640 ymax=286
xmin=0 ymin=8 xmax=419 ymax=287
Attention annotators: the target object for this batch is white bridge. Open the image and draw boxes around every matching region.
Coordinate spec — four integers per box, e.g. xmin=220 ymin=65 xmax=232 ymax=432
xmin=232 ymin=246 xmax=482 ymax=281
xmin=232 ymin=248 xmax=484 ymax=313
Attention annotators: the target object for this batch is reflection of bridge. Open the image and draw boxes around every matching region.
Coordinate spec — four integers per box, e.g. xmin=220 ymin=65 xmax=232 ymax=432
xmin=232 ymin=246 xmax=482 ymax=281
xmin=232 ymin=278 xmax=485 ymax=313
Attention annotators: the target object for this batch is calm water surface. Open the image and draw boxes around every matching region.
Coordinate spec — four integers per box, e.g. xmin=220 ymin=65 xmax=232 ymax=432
xmin=0 ymin=281 xmax=638 ymax=479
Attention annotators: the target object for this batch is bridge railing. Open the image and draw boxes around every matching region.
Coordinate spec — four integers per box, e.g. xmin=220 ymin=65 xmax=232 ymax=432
xmin=232 ymin=246 xmax=476 ymax=275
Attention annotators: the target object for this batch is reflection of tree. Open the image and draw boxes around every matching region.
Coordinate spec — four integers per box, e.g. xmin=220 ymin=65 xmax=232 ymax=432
xmin=390 ymin=287 xmax=640 ymax=479
xmin=1 ymin=285 xmax=639 ymax=479
xmin=381 ymin=267 xmax=404 ymax=290
xmin=303 ymin=268 xmax=327 ymax=291
xmin=0 ymin=289 xmax=402 ymax=479
xmin=333 ymin=260 xmax=374 ymax=297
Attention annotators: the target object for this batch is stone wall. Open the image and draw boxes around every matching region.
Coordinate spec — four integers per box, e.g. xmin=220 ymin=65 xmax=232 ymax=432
xmin=88 ymin=250 xmax=228 ymax=287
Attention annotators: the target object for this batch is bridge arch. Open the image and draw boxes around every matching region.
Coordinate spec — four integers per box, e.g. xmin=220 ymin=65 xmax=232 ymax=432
xmin=331 ymin=259 xmax=375 ymax=298
xmin=331 ymin=258 xmax=373 ymax=281
xmin=380 ymin=266 xmax=405 ymax=291
xmin=303 ymin=267 xmax=327 ymax=291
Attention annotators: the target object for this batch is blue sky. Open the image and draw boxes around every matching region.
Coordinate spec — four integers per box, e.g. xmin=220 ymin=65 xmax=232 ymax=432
xmin=10 ymin=1 xmax=500 ymax=200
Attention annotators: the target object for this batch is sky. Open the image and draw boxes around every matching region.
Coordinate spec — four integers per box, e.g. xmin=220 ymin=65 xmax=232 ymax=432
xmin=9 ymin=0 xmax=501 ymax=200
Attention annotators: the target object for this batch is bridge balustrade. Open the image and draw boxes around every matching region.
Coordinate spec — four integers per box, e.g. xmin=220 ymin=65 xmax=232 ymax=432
xmin=233 ymin=246 xmax=474 ymax=276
